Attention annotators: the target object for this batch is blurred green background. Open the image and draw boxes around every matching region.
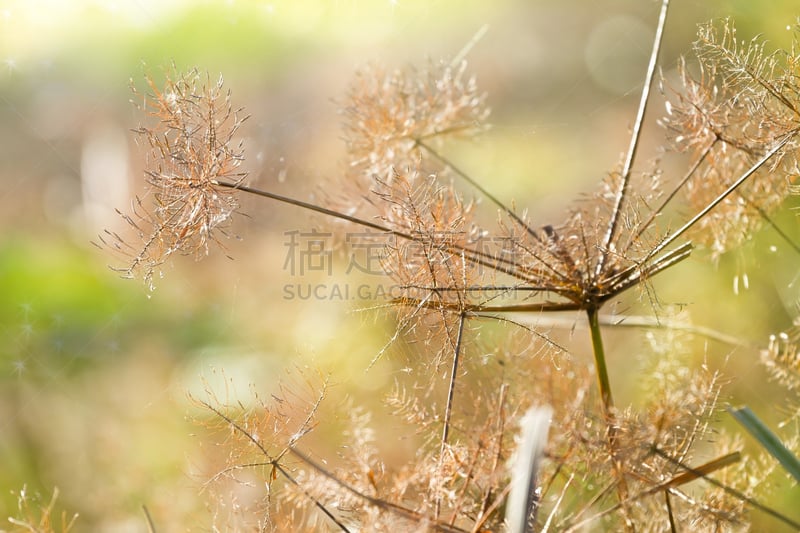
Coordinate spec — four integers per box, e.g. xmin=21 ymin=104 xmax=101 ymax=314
xmin=1 ymin=0 xmax=800 ymax=529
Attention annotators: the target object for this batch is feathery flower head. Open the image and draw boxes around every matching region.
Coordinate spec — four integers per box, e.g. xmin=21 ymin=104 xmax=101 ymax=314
xmin=100 ymin=67 xmax=248 ymax=289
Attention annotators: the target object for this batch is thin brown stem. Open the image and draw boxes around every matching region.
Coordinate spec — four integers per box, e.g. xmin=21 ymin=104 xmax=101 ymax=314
xmin=290 ymin=446 xmax=469 ymax=533
xmin=473 ymin=383 xmax=509 ymax=531
xmin=214 ymin=179 xmax=554 ymax=285
xmin=649 ymin=135 xmax=791 ymax=258
xmin=625 ymin=139 xmax=716 ymax=252
xmin=652 ymin=447 xmax=800 ymax=530
xmin=564 ymin=451 xmax=743 ymax=531
xmin=737 ymin=189 xmax=800 ymax=257
xmin=443 ymin=311 xmax=467 ymax=446
xmin=665 ymin=492 xmax=677 ymax=533
xmin=416 ymin=139 xmax=542 ymax=242
xmin=199 ymin=400 xmax=352 ymax=532
xmin=436 ymin=311 xmax=468 ymax=520
xmin=142 ymin=505 xmax=156 ymax=533
xmin=598 ymin=0 xmax=670 ymax=278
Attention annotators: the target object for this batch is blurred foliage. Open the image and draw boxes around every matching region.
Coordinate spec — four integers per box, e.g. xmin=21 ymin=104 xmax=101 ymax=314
xmin=1 ymin=0 xmax=800 ymax=529
xmin=0 ymin=237 xmax=234 ymax=375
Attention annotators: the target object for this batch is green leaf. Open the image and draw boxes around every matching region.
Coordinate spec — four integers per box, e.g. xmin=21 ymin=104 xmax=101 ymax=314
xmin=728 ymin=406 xmax=800 ymax=482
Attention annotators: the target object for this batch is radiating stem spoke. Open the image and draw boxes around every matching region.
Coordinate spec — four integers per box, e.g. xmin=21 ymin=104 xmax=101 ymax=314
xmin=597 ymin=0 xmax=670 ymax=278
xmin=435 ymin=311 xmax=468 ymax=521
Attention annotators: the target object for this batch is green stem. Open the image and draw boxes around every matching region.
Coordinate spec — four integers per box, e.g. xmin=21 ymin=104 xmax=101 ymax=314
xmin=587 ymin=307 xmax=633 ymax=529
xmin=587 ymin=307 xmax=614 ymax=416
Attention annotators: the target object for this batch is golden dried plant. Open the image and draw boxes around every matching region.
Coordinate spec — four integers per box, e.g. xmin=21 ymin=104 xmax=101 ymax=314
xmin=3 ymin=487 xmax=78 ymax=533
xmin=661 ymin=19 xmax=800 ymax=258
xmin=103 ymin=4 xmax=800 ymax=532
xmin=342 ymin=60 xmax=489 ymax=183
xmin=98 ymin=67 xmax=247 ymax=290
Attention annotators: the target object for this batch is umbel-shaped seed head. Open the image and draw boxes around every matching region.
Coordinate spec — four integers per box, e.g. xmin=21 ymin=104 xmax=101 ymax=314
xmin=99 ymin=68 xmax=248 ymax=289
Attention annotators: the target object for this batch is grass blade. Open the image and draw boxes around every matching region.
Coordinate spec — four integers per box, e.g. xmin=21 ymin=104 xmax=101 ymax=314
xmin=728 ymin=406 xmax=800 ymax=482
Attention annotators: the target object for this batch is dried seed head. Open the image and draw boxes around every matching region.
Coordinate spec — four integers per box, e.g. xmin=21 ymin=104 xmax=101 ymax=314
xmin=762 ymin=316 xmax=800 ymax=393
xmin=662 ymin=20 xmax=800 ymax=259
xmin=100 ymin=68 xmax=248 ymax=289
xmin=342 ymin=60 xmax=489 ymax=184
